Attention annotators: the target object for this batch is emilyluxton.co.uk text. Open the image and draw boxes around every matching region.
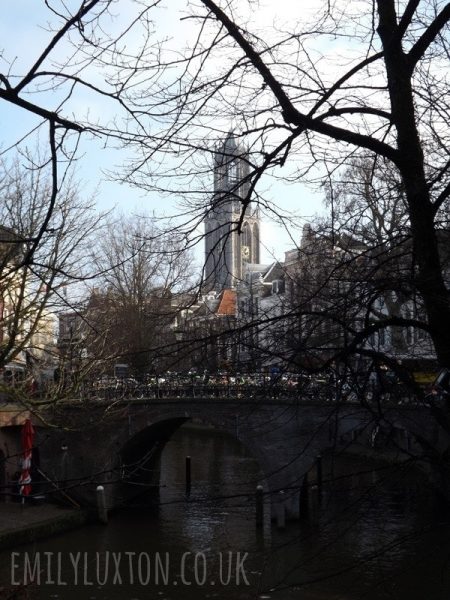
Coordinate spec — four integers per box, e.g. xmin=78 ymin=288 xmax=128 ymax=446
xmin=11 ymin=551 xmax=250 ymax=587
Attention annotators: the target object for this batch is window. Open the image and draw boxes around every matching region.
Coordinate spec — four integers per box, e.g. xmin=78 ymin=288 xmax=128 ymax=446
xmin=228 ymin=161 xmax=239 ymax=184
xmin=272 ymin=280 xmax=285 ymax=295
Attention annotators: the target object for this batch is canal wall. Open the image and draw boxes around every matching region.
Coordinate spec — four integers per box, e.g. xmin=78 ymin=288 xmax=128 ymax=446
xmin=0 ymin=505 xmax=91 ymax=551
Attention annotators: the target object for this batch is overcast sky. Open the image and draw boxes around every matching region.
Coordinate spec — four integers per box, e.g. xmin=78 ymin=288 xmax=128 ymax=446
xmin=0 ymin=0 xmax=326 ymax=265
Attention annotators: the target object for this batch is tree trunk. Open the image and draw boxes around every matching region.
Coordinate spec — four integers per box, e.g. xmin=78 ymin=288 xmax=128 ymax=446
xmin=377 ymin=0 xmax=450 ymax=368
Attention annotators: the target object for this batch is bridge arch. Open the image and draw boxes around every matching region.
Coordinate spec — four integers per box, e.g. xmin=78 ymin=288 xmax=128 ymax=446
xmin=117 ymin=412 xmax=271 ymax=507
xmin=102 ymin=403 xmax=333 ymax=520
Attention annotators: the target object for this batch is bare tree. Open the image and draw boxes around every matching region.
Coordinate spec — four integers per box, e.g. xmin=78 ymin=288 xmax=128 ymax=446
xmin=0 ymin=154 xmax=103 ymax=394
xmin=113 ymin=0 xmax=450 ymax=370
xmin=0 ymin=1 xmax=163 ymax=340
xmin=2 ymin=8 xmax=449 ymax=594
xmin=322 ymin=156 xmax=440 ymax=364
xmin=86 ymin=213 xmax=195 ymax=377
xmin=2 ymin=2 xmax=449 ymax=368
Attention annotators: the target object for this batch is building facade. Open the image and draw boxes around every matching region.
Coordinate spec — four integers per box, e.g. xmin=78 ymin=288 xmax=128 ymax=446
xmin=236 ymin=262 xmax=287 ymax=371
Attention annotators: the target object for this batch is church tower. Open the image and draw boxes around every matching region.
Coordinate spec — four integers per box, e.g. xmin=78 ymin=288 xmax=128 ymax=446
xmin=204 ymin=132 xmax=260 ymax=290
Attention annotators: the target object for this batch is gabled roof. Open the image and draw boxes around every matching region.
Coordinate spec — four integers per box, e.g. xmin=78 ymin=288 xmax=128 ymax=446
xmin=263 ymin=261 xmax=284 ymax=282
xmin=188 ymin=288 xmax=236 ymax=320
xmin=0 ymin=225 xmax=24 ymax=264
xmin=240 ymin=262 xmax=284 ymax=287
xmin=216 ymin=289 xmax=236 ymax=316
xmin=0 ymin=226 xmax=16 ymax=242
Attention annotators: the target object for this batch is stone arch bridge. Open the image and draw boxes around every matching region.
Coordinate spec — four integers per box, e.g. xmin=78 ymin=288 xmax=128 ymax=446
xmin=37 ymin=387 xmax=449 ymax=517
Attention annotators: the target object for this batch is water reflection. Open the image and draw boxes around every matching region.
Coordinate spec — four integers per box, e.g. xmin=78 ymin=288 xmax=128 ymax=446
xmin=1 ymin=424 xmax=450 ymax=599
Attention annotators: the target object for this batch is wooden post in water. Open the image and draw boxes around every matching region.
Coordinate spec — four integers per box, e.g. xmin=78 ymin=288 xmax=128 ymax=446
xmin=96 ymin=485 xmax=108 ymax=524
xmin=300 ymin=473 xmax=309 ymax=518
xmin=256 ymin=485 xmax=264 ymax=527
xmin=276 ymin=491 xmax=286 ymax=529
xmin=185 ymin=456 xmax=191 ymax=496
xmin=316 ymin=454 xmax=323 ymax=498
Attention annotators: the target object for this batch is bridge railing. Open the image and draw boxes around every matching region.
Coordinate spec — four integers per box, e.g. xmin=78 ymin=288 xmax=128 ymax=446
xmin=80 ymin=382 xmax=421 ymax=406
xmin=87 ymin=383 xmax=319 ymax=402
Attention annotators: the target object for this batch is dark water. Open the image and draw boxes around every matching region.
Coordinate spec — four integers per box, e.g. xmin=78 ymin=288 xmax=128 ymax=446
xmin=2 ymin=425 xmax=450 ymax=599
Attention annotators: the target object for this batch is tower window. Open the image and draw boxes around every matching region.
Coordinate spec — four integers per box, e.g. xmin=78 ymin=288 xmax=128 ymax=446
xmin=229 ymin=161 xmax=239 ymax=184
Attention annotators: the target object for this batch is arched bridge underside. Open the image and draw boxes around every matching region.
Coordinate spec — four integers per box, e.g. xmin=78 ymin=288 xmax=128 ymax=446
xmin=38 ymin=396 xmax=449 ymax=517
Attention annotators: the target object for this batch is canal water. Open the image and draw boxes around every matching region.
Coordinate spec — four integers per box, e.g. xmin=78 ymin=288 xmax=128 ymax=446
xmin=1 ymin=424 xmax=450 ymax=599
